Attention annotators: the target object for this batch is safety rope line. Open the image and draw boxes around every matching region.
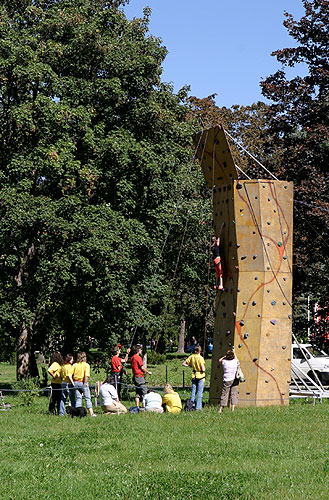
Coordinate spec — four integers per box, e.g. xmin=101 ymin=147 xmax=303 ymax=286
xmin=128 ymin=130 xmax=207 ymax=349
xmin=294 ymin=199 xmax=329 ymax=215
xmin=223 ymin=128 xmax=279 ymax=181
xmin=244 ymin=183 xmax=324 ymax=389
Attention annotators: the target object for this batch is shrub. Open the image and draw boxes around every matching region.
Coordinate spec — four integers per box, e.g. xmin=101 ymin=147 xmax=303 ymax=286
xmin=12 ymin=377 xmax=41 ymax=407
xmin=147 ymin=352 xmax=166 ymax=365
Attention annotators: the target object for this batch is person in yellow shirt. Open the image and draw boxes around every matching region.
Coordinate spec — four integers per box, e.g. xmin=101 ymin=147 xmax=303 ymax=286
xmin=72 ymin=351 xmax=96 ymax=417
xmin=48 ymin=352 xmax=63 ymax=414
xmin=59 ymin=353 xmax=75 ymax=416
xmin=182 ymin=345 xmax=205 ymax=410
xmin=162 ymin=383 xmax=182 ymax=413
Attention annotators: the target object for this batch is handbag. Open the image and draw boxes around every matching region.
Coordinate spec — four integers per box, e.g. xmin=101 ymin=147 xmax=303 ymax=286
xmin=235 ymin=364 xmax=245 ymax=383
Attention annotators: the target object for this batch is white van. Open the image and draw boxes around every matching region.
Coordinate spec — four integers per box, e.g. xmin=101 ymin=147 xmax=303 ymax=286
xmin=291 ymin=343 xmax=329 ymax=385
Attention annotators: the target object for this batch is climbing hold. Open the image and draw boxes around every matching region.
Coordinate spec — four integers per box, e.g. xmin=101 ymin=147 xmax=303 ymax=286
xmin=237 ymin=243 xmax=240 ymax=248
xmin=266 ymin=357 xmax=269 ymax=360
xmin=277 ymin=242 xmax=283 ymax=247
xmin=238 ymin=344 xmax=242 ymax=348
xmin=253 ymin=255 xmax=257 ymax=259
xmin=283 ymin=277 xmax=287 ymax=281
xmin=257 ymin=314 xmax=261 ymax=317
xmin=268 ymin=197 xmax=271 ymax=201
xmin=271 ymin=367 xmax=275 ymax=371
xmin=282 ymin=346 xmax=286 ymax=350
xmin=243 ymin=301 xmax=246 ymax=305
xmin=283 ymin=302 xmax=286 ymax=306
xmin=267 ymin=266 xmax=270 ymax=270
xmin=241 ymin=255 xmax=247 ymax=260
xmin=236 ymin=182 xmax=243 ymax=190
xmin=253 ymin=357 xmax=258 ymax=362
xmin=267 ymin=221 xmax=271 ymax=225
xmin=270 ymin=319 xmax=277 ymax=325
xmin=244 ymin=333 xmax=248 ymax=339
xmin=240 ymin=320 xmax=245 ymax=326
xmin=237 ymin=288 xmax=240 ymax=292
xmin=235 ymin=265 xmax=239 ymax=270
xmin=226 ymin=331 xmax=231 ymax=337
xmin=223 ymin=312 xmax=226 ymax=318
xmin=233 ymin=312 xmax=236 ymax=317
xmin=252 ymin=301 xmax=256 ymax=306
xmin=255 ymin=276 xmax=258 ymax=280
xmin=265 ymin=380 xmax=269 ymax=383
xmin=240 ymin=208 xmax=243 ymax=212
xmin=267 ymin=289 xmax=270 ymax=293
xmin=288 ymin=314 xmax=292 ymax=319
xmin=271 ymin=301 xmax=276 ymax=306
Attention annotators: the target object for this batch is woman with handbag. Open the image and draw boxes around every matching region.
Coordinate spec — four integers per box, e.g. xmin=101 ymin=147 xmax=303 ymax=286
xmin=218 ymin=349 xmax=240 ymax=414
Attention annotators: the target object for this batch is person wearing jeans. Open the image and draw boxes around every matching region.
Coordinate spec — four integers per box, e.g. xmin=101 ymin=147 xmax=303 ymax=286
xmin=72 ymin=351 xmax=96 ymax=417
xmin=59 ymin=353 xmax=76 ymax=416
xmin=182 ymin=345 xmax=206 ymax=410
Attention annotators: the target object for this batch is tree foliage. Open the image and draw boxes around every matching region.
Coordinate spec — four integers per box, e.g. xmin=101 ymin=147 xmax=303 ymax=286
xmin=0 ymin=0 xmax=211 ymax=376
xmin=260 ymin=0 xmax=329 ymax=338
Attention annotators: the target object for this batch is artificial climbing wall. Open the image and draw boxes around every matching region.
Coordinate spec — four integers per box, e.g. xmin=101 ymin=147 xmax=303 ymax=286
xmin=195 ymin=126 xmax=293 ymax=407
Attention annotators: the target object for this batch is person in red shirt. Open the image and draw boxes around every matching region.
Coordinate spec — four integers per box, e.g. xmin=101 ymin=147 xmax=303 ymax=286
xmin=130 ymin=345 xmax=152 ymax=407
xmin=110 ymin=345 xmax=130 ymax=400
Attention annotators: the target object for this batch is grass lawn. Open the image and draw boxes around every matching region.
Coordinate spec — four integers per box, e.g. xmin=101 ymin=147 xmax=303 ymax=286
xmin=1 ymin=362 xmax=328 ymax=499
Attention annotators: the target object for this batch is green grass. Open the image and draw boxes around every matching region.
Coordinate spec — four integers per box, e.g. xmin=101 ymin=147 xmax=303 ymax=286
xmin=1 ymin=363 xmax=329 ymax=499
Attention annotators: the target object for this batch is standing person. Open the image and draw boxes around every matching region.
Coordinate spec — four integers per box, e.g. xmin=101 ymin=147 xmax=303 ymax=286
xmin=59 ymin=353 xmax=76 ymax=416
xmin=218 ymin=349 xmax=239 ymax=414
xmin=110 ymin=345 xmax=131 ymax=399
xmin=162 ymin=383 xmax=182 ymax=413
xmin=130 ymin=345 xmax=152 ymax=408
xmin=182 ymin=345 xmax=206 ymax=410
xmin=211 ymin=235 xmax=224 ymax=291
xmin=48 ymin=352 xmax=64 ymax=415
xmin=143 ymin=389 xmax=163 ymax=413
xmin=72 ymin=351 xmax=96 ymax=417
xmin=99 ymin=376 xmax=127 ymax=414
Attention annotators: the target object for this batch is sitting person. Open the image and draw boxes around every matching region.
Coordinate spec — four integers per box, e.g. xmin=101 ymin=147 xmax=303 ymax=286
xmin=99 ymin=376 xmax=127 ymax=414
xmin=162 ymin=383 xmax=182 ymax=413
xmin=143 ymin=389 xmax=163 ymax=413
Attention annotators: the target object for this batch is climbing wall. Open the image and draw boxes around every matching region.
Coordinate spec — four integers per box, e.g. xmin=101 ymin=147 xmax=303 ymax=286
xmin=195 ymin=126 xmax=293 ymax=407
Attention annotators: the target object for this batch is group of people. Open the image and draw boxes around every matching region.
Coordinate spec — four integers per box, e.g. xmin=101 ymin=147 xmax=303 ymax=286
xmin=48 ymin=351 xmax=96 ymax=416
xmin=48 ymin=342 xmax=240 ymax=416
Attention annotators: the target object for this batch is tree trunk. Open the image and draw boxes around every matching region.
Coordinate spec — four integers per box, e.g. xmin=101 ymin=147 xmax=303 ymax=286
xmin=15 ymin=243 xmax=39 ymax=380
xmin=177 ymin=317 xmax=185 ymax=353
xmin=16 ymin=321 xmax=39 ymax=380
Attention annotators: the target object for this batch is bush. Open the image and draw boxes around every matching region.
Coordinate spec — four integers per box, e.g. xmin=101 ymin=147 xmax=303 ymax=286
xmin=12 ymin=377 xmax=41 ymax=407
xmin=147 ymin=352 xmax=166 ymax=365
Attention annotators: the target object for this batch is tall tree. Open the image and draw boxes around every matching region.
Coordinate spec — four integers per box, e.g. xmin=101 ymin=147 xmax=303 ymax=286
xmin=260 ymin=0 xmax=329 ymax=338
xmin=0 ymin=0 xmax=210 ymax=377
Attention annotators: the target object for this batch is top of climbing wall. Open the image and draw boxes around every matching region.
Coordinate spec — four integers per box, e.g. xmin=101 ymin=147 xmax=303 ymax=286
xmin=194 ymin=125 xmax=238 ymax=187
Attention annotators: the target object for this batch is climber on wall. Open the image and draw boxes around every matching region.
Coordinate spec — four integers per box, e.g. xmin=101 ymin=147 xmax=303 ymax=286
xmin=211 ymin=235 xmax=224 ymax=291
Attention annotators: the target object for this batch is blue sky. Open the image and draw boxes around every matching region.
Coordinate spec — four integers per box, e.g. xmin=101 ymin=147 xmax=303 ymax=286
xmin=124 ymin=0 xmax=307 ymax=108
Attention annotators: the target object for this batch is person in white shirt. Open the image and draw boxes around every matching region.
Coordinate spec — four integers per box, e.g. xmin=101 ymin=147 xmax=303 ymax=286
xmin=218 ymin=349 xmax=240 ymax=414
xmin=99 ymin=376 xmax=127 ymax=414
xmin=143 ymin=389 xmax=163 ymax=413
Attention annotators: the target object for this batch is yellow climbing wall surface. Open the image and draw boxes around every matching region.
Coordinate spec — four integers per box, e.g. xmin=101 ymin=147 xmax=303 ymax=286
xmin=195 ymin=126 xmax=293 ymax=407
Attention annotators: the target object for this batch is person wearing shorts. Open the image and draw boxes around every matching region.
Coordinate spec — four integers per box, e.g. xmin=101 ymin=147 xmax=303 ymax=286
xmin=130 ymin=345 xmax=152 ymax=407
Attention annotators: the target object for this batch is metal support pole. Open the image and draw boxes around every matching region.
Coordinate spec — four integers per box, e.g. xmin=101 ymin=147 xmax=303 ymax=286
xmin=166 ymin=365 xmax=168 ymax=383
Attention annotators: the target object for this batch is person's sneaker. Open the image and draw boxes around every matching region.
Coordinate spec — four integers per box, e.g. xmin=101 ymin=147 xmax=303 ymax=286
xmin=91 ymin=414 xmax=97 ymax=417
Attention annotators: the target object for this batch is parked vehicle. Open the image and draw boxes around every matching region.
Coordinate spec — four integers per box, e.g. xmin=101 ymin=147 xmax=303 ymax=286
xmin=291 ymin=343 xmax=329 ymax=385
